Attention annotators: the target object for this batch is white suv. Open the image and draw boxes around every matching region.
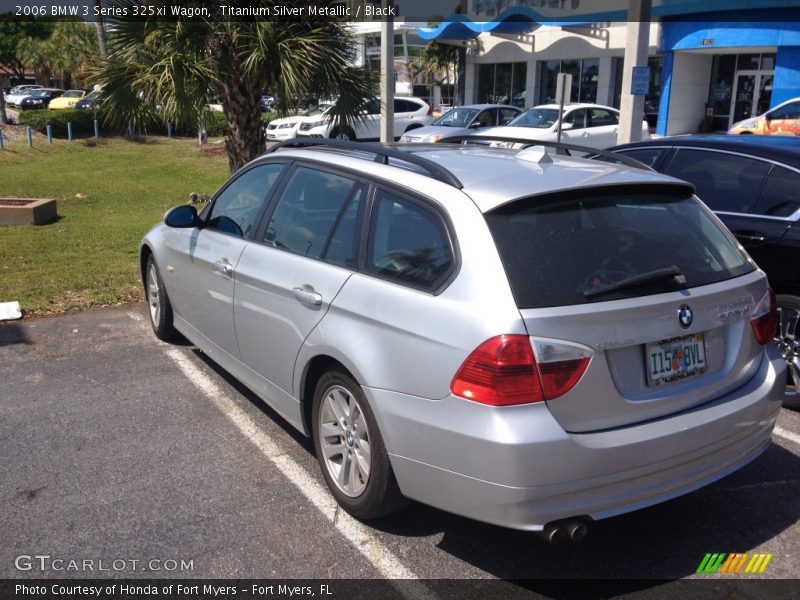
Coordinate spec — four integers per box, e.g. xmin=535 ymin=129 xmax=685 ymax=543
xmin=297 ymin=97 xmax=432 ymax=141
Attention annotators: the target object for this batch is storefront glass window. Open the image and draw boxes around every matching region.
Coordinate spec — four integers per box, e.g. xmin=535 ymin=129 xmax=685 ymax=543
xmin=707 ymin=55 xmax=736 ymax=131
xmin=477 ymin=62 xmax=527 ymax=107
xmin=737 ymin=54 xmax=761 ymax=70
xmin=537 ymin=58 xmax=599 ymax=105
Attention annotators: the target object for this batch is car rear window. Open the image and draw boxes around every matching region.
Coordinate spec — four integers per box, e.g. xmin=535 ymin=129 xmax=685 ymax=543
xmin=485 ymin=188 xmax=755 ymax=308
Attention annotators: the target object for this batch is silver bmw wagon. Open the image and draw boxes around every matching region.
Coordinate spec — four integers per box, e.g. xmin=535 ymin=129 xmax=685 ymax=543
xmin=141 ymin=139 xmax=785 ymax=537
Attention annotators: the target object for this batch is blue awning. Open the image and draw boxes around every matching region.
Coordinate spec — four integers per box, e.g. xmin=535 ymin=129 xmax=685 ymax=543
xmin=417 ymin=7 xmax=593 ymax=41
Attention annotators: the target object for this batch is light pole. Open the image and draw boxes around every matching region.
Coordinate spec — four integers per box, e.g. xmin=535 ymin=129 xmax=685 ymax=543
xmin=617 ymin=0 xmax=651 ymax=144
xmin=380 ymin=0 xmax=395 ymax=143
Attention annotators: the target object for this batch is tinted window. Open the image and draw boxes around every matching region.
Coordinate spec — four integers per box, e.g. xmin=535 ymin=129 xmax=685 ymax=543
xmin=207 ymin=163 xmax=284 ymax=238
xmin=508 ymin=108 xmax=558 ymax=128
xmin=474 ymin=109 xmax=497 ymax=127
xmin=563 ymin=109 xmax=587 ymax=129
xmin=394 ymin=99 xmax=420 ymax=113
xmin=263 ymin=167 xmax=355 ymax=258
xmin=367 ymin=191 xmax=453 ymax=290
xmin=769 ymin=101 xmax=800 ymax=120
xmin=499 ymin=107 xmax=519 ymax=125
xmin=664 ymin=149 xmax=770 ymax=213
xmin=616 ymin=147 xmax=667 ymax=169
xmin=753 ymin=166 xmax=800 ymax=217
xmin=322 ymin=187 xmax=364 ymax=268
xmin=589 ymin=108 xmax=618 ymax=127
xmin=485 ymin=191 xmax=754 ymax=308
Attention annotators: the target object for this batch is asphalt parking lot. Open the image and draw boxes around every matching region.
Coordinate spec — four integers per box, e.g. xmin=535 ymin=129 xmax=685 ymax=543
xmin=1 ymin=303 xmax=799 ymax=585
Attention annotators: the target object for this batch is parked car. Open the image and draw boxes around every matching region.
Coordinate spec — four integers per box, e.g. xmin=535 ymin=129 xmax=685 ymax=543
xmin=474 ymin=103 xmax=649 ymax=150
xmin=74 ymin=90 xmax=101 ymax=110
xmin=260 ymin=93 xmax=276 ymax=112
xmin=265 ymin=103 xmax=333 ymax=142
xmin=399 ymin=104 xmax=522 ymax=143
xmin=140 ymin=138 xmax=784 ymax=535
xmin=729 ymin=97 xmax=800 ymax=136
xmin=5 ymin=85 xmax=44 ymax=107
xmin=297 ymin=97 xmax=432 ymax=141
xmin=605 ymin=134 xmax=800 ymax=408
xmin=4 ymin=84 xmax=38 ymax=99
xmin=19 ymin=88 xmax=63 ymax=110
xmin=47 ymin=89 xmax=86 ymax=110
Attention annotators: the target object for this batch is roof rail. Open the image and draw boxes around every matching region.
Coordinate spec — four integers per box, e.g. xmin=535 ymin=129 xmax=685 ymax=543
xmin=438 ymin=136 xmax=654 ymax=171
xmin=266 ymin=137 xmax=464 ymax=189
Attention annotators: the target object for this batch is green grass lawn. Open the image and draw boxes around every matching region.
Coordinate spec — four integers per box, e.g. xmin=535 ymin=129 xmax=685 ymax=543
xmin=0 ymin=136 xmax=229 ymax=316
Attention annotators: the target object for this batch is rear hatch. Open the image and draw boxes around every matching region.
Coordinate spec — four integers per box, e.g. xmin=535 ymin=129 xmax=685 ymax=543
xmin=485 ymin=185 xmax=769 ymax=432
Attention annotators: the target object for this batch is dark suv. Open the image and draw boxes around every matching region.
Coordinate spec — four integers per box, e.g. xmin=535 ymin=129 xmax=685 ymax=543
xmin=606 ymin=135 xmax=800 ymax=407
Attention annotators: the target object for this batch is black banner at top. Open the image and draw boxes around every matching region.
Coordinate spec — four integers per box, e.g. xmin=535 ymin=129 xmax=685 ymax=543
xmin=2 ymin=0 xmax=800 ymax=23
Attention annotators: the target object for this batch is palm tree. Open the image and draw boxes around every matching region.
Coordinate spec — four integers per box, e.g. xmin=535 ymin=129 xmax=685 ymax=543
xmin=92 ymin=1 xmax=374 ymax=173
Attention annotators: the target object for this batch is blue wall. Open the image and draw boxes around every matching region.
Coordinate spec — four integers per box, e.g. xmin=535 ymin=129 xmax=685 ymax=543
xmin=774 ymin=47 xmax=800 ymax=106
xmin=660 ymin=16 xmax=800 ymax=53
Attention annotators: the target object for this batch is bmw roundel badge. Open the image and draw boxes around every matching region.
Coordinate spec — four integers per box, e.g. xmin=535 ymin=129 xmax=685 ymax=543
xmin=678 ymin=304 xmax=693 ymax=329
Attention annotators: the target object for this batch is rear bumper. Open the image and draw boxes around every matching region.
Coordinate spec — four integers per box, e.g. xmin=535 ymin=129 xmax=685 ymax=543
xmin=365 ymin=347 xmax=784 ymax=531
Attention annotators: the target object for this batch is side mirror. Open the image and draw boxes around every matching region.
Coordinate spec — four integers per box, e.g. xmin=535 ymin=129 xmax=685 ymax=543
xmin=164 ymin=204 xmax=199 ymax=228
xmin=560 ymin=122 xmax=574 ymax=131
xmin=468 ymin=121 xmax=483 ymax=129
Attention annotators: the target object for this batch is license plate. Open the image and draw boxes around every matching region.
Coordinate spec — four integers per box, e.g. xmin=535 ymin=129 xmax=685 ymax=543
xmin=646 ymin=333 xmax=707 ymax=386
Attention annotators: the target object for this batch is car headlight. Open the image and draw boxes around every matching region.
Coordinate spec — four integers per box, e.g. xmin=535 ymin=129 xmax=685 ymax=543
xmin=426 ymin=134 xmax=443 ymax=143
xmin=307 ymin=120 xmax=325 ymax=128
xmin=279 ymin=122 xmax=298 ymax=129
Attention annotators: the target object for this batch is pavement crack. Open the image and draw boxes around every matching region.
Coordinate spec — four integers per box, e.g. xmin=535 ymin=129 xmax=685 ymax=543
xmin=333 ymin=503 xmax=340 ymax=526
xmin=46 ymin=359 xmax=123 ymax=396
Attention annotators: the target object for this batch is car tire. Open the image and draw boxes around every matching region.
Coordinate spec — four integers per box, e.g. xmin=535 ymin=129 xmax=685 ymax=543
xmin=145 ymin=255 xmax=178 ymax=342
xmin=330 ymin=127 xmax=355 ymax=141
xmin=312 ymin=369 xmax=407 ymax=520
xmin=776 ymin=294 xmax=800 ymax=409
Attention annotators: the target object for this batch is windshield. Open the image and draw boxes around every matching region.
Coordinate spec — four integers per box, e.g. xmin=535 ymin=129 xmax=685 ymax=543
xmin=303 ymin=104 xmax=331 ymax=116
xmin=507 ymin=108 xmax=559 ymax=129
xmin=486 ymin=189 xmax=754 ymax=308
xmin=32 ymin=90 xmax=54 ymax=97
xmin=433 ymin=107 xmax=480 ymax=127
xmin=63 ymin=91 xmax=83 ymax=98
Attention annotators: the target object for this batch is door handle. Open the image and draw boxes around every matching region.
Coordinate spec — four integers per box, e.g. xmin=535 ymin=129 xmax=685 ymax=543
xmin=735 ymin=233 xmax=766 ymax=243
xmin=293 ymin=286 xmax=323 ymax=307
xmin=213 ymin=259 xmax=234 ymax=275
xmin=582 ymin=131 xmax=590 ymax=137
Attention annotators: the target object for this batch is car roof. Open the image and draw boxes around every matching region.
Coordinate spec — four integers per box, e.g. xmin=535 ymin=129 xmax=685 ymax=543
xmin=267 ymin=143 xmax=691 ymax=213
xmin=610 ymin=134 xmax=800 ymax=166
xmin=531 ymin=103 xmax=618 ymax=111
xmin=442 ymin=104 xmax=520 ymax=110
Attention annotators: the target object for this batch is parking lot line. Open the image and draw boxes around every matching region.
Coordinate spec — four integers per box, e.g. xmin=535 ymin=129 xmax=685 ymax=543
xmin=164 ymin=347 xmax=429 ymax=586
xmin=773 ymin=426 xmax=800 ymax=447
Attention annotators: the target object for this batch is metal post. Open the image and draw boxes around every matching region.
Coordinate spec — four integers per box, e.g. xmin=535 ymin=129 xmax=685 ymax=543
xmin=617 ymin=0 xmax=652 ymax=144
xmin=0 ymin=128 xmax=4 ymax=150
xmin=94 ymin=119 xmax=100 ymax=139
xmin=67 ymin=121 xmax=73 ymax=142
xmin=167 ymin=122 xmax=173 ymax=138
xmin=27 ymin=126 xmax=33 ymax=147
xmin=47 ymin=124 xmax=53 ymax=144
xmin=379 ymin=0 xmax=395 ymax=143
xmin=555 ymin=73 xmax=572 ymax=144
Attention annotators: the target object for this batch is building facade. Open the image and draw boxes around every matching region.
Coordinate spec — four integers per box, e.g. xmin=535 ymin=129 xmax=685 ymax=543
xmin=418 ymin=1 xmax=800 ymax=134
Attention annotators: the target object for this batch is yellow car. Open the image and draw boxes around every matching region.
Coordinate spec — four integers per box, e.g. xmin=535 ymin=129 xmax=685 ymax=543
xmin=48 ymin=90 xmax=86 ymax=110
xmin=729 ymin=97 xmax=800 ymax=136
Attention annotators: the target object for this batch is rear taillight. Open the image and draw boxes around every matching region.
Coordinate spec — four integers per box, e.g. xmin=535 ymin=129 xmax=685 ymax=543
xmin=451 ymin=335 xmax=591 ymax=406
xmin=426 ymin=104 xmax=433 ymax=116
xmin=751 ymin=287 xmax=778 ymax=345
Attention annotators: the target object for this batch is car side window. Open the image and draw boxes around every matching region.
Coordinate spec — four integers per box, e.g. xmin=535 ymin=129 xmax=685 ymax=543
xmin=394 ymin=99 xmax=417 ymax=113
xmin=753 ymin=166 xmax=800 ymax=217
xmin=664 ymin=149 xmax=770 ymax=213
xmin=589 ymin=108 xmax=618 ymax=127
xmin=563 ymin=109 xmax=586 ymax=129
xmin=262 ymin=166 xmax=356 ymax=259
xmin=499 ymin=108 xmax=519 ymax=125
xmin=367 ymin=190 xmax=454 ymax=290
xmin=474 ymin=109 xmax=497 ymax=127
xmin=206 ymin=163 xmax=284 ymax=238
xmin=769 ymin=101 xmax=800 ymax=120
xmin=322 ymin=187 xmax=364 ymax=268
xmin=617 ymin=147 xmax=667 ymax=169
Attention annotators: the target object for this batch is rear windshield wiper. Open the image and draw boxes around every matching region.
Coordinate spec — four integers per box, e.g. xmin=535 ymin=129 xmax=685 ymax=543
xmin=583 ymin=265 xmax=686 ymax=299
